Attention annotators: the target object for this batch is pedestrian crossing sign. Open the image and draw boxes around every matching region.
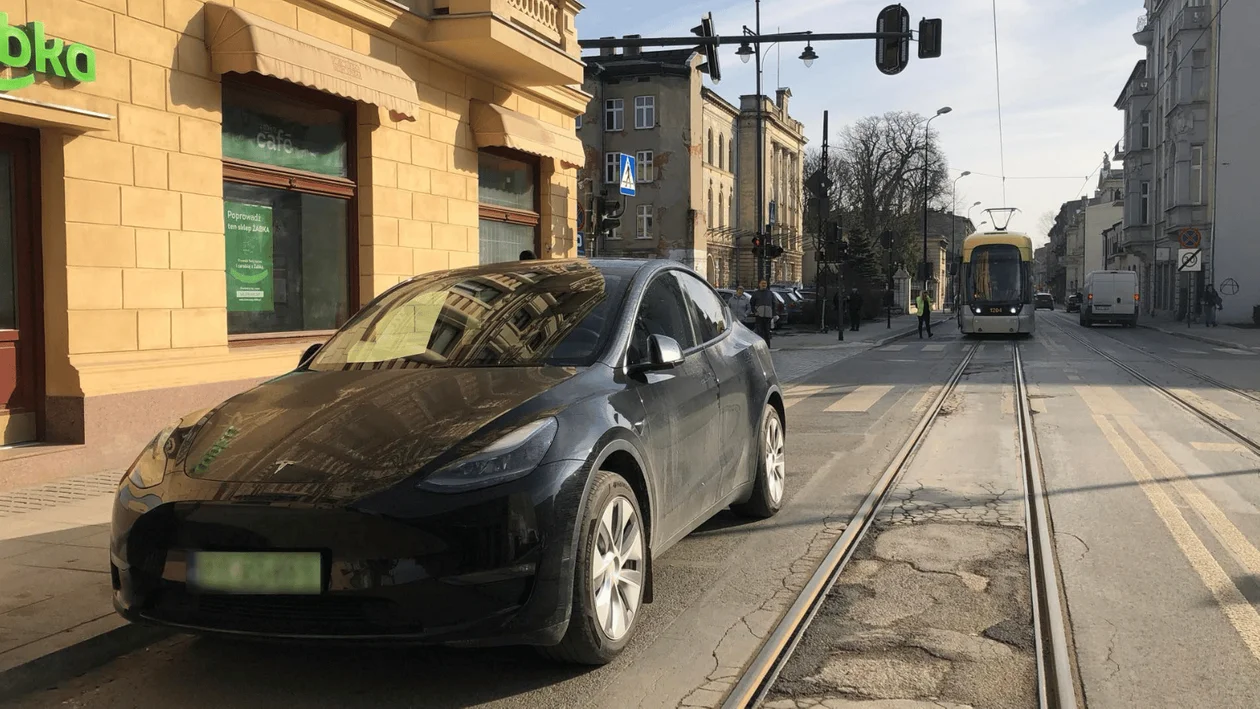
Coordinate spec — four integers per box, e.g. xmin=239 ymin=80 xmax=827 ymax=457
xmin=619 ymin=153 xmax=637 ymax=197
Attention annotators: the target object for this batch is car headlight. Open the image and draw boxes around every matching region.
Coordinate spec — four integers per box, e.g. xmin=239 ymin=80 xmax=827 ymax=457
xmin=419 ymin=418 xmax=558 ymax=493
xmin=125 ymin=423 xmax=180 ymax=489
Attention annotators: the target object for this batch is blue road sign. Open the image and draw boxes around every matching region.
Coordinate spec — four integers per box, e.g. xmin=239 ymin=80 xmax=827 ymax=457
xmin=619 ymin=153 xmax=637 ymax=197
xmin=577 ymin=231 xmax=585 ymax=256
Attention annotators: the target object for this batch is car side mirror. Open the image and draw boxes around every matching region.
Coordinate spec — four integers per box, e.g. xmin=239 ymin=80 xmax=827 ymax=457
xmin=298 ymin=342 xmax=323 ymax=368
xmin=630 ymin=334 xmax=684 ymax=373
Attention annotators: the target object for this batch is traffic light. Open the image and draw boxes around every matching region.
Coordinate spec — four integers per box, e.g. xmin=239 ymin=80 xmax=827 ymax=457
xmin=597 ymin=192 xmax=622 ymax=232
xmin=766 ymin=244 xmax=785 ymax=259
xmin=875 ymin=4 xmax=910 ymax=76
xmin=918 ymin=18 xmax=942 ymax=59
xmin=691 ymin=13 xmax=721 ymax=83
xmin=750 ymin=236 xmax=762 ymax=255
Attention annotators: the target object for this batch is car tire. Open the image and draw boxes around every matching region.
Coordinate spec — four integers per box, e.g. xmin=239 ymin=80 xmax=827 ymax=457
xmin=732 ymin=404 xmax=786 ymax=519
xmin=542 ymin=471 xmax=646 ymax=665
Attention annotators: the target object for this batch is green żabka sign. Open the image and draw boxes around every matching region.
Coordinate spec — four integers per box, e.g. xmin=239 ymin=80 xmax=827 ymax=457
xmin=0 ymin=14 xmax=96 ymax=91
xmin=225 ymin=202 xmax=275 ymax=312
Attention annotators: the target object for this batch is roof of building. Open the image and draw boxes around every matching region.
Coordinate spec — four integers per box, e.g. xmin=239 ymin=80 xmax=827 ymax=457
xmin=1114 ymin=59 xmax=1148 ymax=108
xmin=582 ymin=49 xmax=697 ymax=80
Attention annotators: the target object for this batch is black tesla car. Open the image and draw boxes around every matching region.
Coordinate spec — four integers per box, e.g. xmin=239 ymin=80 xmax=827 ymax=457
xmin=111 ymin=259 xmax=786 ymax=664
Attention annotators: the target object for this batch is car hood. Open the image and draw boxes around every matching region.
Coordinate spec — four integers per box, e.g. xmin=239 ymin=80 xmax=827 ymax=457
xmin=177 ymin=367 xmax=578 ymax=496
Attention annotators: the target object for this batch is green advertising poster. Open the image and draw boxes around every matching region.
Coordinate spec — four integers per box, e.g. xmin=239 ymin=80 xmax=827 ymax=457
xmin=225 ymin=202 xmax=275 ymax=312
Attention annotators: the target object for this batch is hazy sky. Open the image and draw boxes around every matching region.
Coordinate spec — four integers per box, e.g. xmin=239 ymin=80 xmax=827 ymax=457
xmin=576 ymin=0 xmax=1146 ymax=246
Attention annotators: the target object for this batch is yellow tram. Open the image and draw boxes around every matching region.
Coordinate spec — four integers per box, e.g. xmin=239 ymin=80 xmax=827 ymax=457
xmin=956 ymin=214 xmax=1035 ymax=336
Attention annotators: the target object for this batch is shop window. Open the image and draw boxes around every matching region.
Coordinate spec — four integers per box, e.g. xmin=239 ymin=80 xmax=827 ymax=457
xmin=220 ymin=78 xmax=356 ymax=339
xmin=478 ymin=150 xmax=540 ymax=264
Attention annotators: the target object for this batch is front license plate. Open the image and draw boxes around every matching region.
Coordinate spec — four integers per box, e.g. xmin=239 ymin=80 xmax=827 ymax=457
xmin=188 ymin=551 xmax=322 ymax=594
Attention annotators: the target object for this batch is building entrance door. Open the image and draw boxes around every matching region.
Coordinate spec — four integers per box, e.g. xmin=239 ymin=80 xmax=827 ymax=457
xmin=0 ymin=127 xmax=40 ymax=445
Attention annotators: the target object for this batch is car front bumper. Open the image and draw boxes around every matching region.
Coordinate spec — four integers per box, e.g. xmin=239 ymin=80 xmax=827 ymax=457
xmin=110 ymin=459 xmax=589 ymax=646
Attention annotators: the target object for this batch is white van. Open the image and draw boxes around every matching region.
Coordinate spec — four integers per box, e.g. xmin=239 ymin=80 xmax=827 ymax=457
xmin=1081 ymin=270 xmax=1139 ymax=327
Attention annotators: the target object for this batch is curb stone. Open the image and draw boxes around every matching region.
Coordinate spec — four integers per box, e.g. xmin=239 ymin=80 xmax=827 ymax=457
xmin=0 ymin=618 xmax=173 ymax=702
xmin=1139 ymin=323 xmax=1258 ymax=351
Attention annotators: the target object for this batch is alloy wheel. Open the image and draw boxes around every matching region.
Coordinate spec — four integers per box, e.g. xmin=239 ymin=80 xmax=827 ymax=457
xmin=764 ymin=413 xmax=786 ymax=504
xmin=591 ymin=495 xmax=644 ymax=641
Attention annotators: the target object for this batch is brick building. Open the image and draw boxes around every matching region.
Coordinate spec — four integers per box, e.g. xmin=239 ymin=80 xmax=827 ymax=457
xmin=0 ymin=0 xmax=586 ymax=485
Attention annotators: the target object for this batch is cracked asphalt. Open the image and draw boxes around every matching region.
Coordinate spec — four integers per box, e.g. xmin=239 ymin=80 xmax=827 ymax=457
xmin=768 ymin=341 xmax=1037 ymax=709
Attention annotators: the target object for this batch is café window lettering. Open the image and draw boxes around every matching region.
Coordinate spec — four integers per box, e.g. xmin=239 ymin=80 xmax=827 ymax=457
xmin=221 ymin=79 xmax=355 ymax=339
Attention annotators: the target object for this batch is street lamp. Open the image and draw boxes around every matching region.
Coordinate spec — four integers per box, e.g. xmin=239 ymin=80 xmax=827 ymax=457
xmin=921 ymin=106 xmax=951 ymax=303
xmin=745 ymin=0 xmax=815 ymax=284
xmin=948 ymin=171 xmax=970 ymax=309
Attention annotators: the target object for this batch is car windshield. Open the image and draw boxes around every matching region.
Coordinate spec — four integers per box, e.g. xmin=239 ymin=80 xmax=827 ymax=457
xmin=308 ymin=262 xmax=629 ymax=370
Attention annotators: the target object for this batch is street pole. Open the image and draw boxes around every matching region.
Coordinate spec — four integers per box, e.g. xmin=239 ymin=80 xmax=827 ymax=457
xmin=918 ymin=108 xmax=951 ymax=310
xmin=754 ymin=0 xmax=765 ymax=285
xmin=949 ymin=172 xmax=969 ymax=310
xmin=818 ymin=110 xmax=830 ymax=335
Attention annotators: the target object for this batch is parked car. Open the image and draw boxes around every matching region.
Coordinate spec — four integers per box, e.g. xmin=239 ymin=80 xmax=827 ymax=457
xmin=110 ymin=259 xmax=786 ymax=665
xmin=1066 ymin=293 xmax=1082 ymax=313
xmin=1034 ymin=293 xmax=1055 ymax=310
xmin=718 ymin=288 xmax=785 ymax=330
xmin=771 ymin=286 xmax=804 ymax=325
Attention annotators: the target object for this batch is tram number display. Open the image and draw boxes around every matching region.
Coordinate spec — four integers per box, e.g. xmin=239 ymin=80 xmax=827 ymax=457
xmin=989 ymin=307 xmax=1003 ymax=314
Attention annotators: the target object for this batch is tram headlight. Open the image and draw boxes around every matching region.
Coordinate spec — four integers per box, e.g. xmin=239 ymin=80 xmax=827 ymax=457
xmin=974 ymin=307 xmax=983 ymax=315
xmin=1010 ymin=307 xmax=1018 ymax=314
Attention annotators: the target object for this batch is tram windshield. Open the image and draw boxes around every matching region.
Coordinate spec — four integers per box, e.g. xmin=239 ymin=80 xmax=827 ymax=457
xmin=967 ymin=244 xmax=1028 ymax=303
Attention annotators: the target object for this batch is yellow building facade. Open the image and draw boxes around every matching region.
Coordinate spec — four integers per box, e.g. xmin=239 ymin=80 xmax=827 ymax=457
xmin=0 ymin=0 xmax=587 ymax=485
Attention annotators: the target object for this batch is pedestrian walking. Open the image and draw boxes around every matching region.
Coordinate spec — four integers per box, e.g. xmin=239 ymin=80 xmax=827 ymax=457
xmin=729 ymin=286 xmax=752 ymax=325
xmin=751 ymin=279 xmax=776 ymax=346
xmin=1203 ymin=284 xmax=1223 ymax=327
xmin=846 ymin=288 xmax=863 ymax=332
xmin=916 ymin=290 xmax=934 ymax=339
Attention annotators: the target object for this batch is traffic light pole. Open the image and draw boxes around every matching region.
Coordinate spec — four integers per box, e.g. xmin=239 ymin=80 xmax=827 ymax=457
xmin=577 ymin=31 xmax=911 ymax=50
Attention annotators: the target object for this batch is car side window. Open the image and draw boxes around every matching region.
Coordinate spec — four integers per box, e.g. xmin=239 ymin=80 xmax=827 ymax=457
xmin=674 ymin=272 xmax=728 ymax=344
xmin=628 ymin=274 xmax=697 ymax=364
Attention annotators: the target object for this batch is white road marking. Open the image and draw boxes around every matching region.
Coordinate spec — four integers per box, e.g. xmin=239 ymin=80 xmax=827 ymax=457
xmin=1076 ymin=386 xmax=1140 ymax=416
xmin=1169 ymin=389 xmax=1241 ymax=421
xmin=1067 ymin=374 xmax=1081 ymax=382
xmin=1173 ymin=348 xmax=1208 ymax=355
xmin=1214 ymin=348 xmax=1255 ymax=356
xmin=1119 ymin=417 xmax=1260 ymax=601
xmin=1192 ymin=442 xmax=1256 ymax=457
xmin=882 ymin=344 xmax=907 ymax=352
xmin=825 ymin=385 xmax=895 ymax=413
xmin=1093 ymin=414 xmax=1260 ymax=662
xmin=922 ymin=344 xmax=946 ymax=352
xmin=784 ymin=385 xmax=846 ymax=409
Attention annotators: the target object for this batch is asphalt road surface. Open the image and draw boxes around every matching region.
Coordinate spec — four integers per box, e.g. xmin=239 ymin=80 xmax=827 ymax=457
xmin=13 ymin=315 xmax=1260 ymax=708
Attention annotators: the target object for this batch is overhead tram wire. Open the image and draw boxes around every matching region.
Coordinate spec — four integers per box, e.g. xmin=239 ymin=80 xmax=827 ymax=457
xmin=991 ymin=0 xmax=1008 ymax=205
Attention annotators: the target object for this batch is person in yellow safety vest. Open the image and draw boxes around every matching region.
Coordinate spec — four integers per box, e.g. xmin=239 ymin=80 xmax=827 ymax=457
xmin=915 ymin=290 xmax=934 ymax=339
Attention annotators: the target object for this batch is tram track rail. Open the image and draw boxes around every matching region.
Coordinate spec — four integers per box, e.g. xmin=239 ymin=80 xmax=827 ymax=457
xmin=721 ymin=341 xmax=1079 ymax=709
xmin=1059 ymin=317 xmax=1260 ymax=408
xmin=1045 ymin=316 xmax=1260 ymax=457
